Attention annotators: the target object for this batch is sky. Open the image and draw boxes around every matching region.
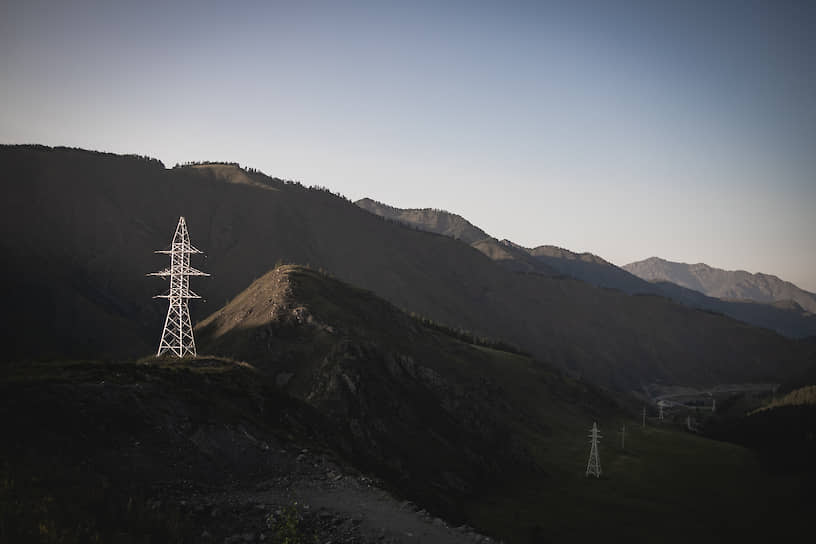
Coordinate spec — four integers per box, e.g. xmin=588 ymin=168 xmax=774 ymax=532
xmin=2 ymin=0 xmax=815 ymax=291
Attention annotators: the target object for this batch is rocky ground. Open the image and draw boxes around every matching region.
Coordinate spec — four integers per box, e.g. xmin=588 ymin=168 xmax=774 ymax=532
xmin=151 ymin=445 xmax=497 ymax=544
xmin=0 ymin=360 xmax=500 ymax=543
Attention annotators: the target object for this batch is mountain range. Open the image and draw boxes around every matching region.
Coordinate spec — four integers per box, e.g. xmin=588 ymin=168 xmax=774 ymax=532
xmin=2 ymin=145 xmax=812 ymax=391
xmin=355 ymin=198 xmax=816 ymax=339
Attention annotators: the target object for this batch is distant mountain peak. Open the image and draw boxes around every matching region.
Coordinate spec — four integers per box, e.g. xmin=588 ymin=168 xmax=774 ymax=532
xmin=182 ymin=163 xmax=282 ymax=191
xmin=624 ymin=257 xmax=816 ymax=313
xmin=499 ymin=239 xmax=530 ymax=251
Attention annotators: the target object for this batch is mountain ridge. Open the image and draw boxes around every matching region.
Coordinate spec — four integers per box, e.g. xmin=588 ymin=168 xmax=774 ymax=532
xmin=355 ymin=197 xmax=490 ymax=244
xmin=355 ymin=196 xmax=816 ymax=338
xmin=625 ymin=257 xmax=816 ymax=313
xmin=2 ymin=144 xmax=812 ymax=391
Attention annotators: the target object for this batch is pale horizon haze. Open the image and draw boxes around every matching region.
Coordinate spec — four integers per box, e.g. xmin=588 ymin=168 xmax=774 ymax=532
xmin=2 ymin=0 xmax=815 ymax=291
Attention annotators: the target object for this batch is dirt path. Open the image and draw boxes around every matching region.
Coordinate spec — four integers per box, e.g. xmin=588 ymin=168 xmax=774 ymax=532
xmin=178 ymin=448 xmax=497 ymax=544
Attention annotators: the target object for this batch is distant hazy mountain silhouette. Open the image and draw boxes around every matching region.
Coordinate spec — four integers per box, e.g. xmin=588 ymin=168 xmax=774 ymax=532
xmin=625 ymin=257 xmax=816 ymax=314
xmin=355 ymin=198 xmax=816 ymax=338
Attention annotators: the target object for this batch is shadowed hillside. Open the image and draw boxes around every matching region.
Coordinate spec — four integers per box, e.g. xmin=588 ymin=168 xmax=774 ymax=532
xmin=648 ymin=279 xmax=816 ymax=338
xmin=196 ymin=265 xmax=623 ymax=528
xmin=1 ymin=145 xmax=812 ymax=390
xmin=195 ymin=264 xmax=809 ymax=542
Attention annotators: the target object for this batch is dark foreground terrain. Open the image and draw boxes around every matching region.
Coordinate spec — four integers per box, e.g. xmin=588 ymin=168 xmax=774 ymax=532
xmin=1 ymin=358 xmax=812 ymax=543
xmin=0 ymin=359 xmax=497 ymax=544
xmin=2 ymin=268 xmax=813 ymax=543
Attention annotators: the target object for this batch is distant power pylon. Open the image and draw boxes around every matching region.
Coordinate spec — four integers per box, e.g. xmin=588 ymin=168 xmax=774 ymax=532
xmin=658 ymin=402 xmax=665 ymax=421
xmin=686 ymin=416 xmax=698 ymax=432
xmin=585 ymin=422 xmax=602 ymax=478
xmin=148 ymin=216 xmax=209 ymax=357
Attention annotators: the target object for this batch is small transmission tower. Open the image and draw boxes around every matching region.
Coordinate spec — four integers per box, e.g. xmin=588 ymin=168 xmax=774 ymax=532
xmin=585 ymin=422 xmax=602 ymax=478
xmin=148 ymin=216 xmax=209 ymax=357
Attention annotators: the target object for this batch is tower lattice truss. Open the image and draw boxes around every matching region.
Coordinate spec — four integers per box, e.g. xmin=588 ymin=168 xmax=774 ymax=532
xmin=585 ymin=421 xmax=602 ymax=478
xmin=148 ymin=216 xmax=209 ymax=357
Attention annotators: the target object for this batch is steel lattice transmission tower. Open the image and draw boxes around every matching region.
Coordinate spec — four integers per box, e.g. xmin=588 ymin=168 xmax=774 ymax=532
xmin=585 ymin=421 xmax=602 ymax=478
xmin=148 ymin=216 xmax=209 ymax=357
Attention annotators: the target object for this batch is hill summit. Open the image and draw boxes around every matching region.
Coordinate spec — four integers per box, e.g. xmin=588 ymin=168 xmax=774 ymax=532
xmin=355 ymin=198 xmax=490 ymax=244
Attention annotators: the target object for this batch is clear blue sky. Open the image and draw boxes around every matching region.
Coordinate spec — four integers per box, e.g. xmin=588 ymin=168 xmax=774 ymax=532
xmin=2 ymin=0 xmax=815 ymax=291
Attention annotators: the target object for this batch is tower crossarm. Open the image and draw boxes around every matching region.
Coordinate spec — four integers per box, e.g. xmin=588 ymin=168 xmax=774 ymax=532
xmin=154 ymin=246 xmax=203 ymax=254
xmin=153 ymin=290 xmax=203 ymax=299
xmin=183 ymin=266 xmax=210 ymax=276
xmin=147 ymin=266 xmax=210 ymax=277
